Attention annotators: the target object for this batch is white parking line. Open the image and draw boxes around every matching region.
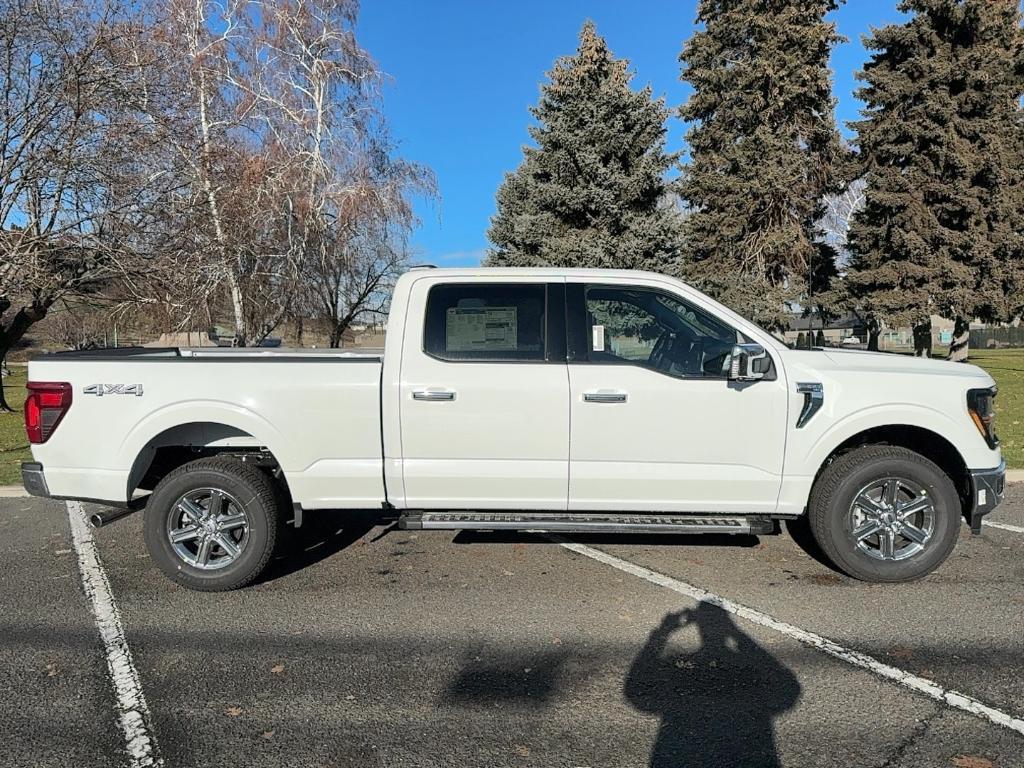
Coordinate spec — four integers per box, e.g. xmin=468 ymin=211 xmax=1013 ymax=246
xmin=983 ymin=520 xmax=1024 ymax=535
xmin=67 ymin=501 xmax=163 ymax=767
xmin=559 ymin=540 xmax=1024 ymax=738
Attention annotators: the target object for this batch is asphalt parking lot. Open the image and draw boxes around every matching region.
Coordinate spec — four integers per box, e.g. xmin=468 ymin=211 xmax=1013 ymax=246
xmin=2 ymin=487 xmax=1023 ymax=768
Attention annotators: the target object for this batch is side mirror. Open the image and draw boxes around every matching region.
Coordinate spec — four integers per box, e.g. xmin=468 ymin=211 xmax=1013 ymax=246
xmin=729 ymin=343 xmax=769 ymax=381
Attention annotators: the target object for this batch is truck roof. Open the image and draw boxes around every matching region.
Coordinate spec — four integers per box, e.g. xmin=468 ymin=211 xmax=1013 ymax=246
xmin=403 ymin=266 xmax=684 ymax=282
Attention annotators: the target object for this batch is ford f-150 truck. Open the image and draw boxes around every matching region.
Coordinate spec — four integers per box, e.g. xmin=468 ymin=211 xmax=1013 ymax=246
xmin=21 ymin=268 xmax=1005 ymax=590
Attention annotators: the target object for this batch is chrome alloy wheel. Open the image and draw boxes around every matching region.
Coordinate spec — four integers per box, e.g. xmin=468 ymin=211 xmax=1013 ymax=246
xmin=848 ymin=477 xmax=936 ymax=561
xmin=166 ymin=488 xmax=250 ymax=570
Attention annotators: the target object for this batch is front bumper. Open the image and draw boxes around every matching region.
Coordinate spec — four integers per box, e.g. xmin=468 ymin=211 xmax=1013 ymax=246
xmin=21 ymin=462 xmax=50 ymax=498
xmin=967 ymin=460 xmax=1006 ymax=533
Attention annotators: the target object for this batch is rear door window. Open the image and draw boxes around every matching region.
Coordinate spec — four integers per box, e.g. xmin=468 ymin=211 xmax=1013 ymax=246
xmin=423 ymin=283 xmax=547 ymax=361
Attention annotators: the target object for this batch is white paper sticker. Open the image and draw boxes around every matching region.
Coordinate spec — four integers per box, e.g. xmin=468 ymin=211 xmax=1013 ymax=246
xmin=592 ymin=324 xmax=605 ymax=352
xmin=446 ymin=306 xmax=518 ymax=352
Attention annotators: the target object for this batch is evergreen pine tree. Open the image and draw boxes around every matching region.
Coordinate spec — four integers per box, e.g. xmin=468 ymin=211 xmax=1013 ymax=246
xmin=678 ymin=0 xmax=848 ymax=329
xmin=487 ymin=22 xmax=681 ymax=269
xmin=844 ymin=0 xmax=1024 ymax=359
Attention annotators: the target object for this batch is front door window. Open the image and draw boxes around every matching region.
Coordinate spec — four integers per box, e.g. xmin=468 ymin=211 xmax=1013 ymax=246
xmin=584 ymin=285 xmax=743 ymax=378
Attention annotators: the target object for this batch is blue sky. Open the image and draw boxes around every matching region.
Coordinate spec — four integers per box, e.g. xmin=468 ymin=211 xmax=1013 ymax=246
xmin=359 ymin=1 xmax=908 ymax=267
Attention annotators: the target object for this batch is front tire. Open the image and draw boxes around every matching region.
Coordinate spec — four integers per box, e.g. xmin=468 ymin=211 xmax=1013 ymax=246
xmin=808 ymin=445 xmax=961 ymax=583
xmin=144 ymin=457 xmax=280 ymax=591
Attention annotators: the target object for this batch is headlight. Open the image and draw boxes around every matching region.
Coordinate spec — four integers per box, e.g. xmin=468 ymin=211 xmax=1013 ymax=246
xmin=967 ymin=387 xmax=999 ymax=449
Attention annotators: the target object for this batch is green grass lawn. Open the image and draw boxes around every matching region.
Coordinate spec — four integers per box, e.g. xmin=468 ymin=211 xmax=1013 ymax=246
xmin=0 ymin=349 xmax=1020 ymax=487
xmin=967 ymin=348 xmax=1023 ymax=469
xmin=0 ymin=366 xmax=29 ymax=485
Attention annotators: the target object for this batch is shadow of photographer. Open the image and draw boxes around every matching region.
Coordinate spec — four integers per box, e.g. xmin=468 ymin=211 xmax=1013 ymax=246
xmin=625 ymin=603 xmax=801 ymax=767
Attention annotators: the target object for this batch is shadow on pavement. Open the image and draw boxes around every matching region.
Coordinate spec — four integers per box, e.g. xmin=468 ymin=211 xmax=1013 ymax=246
xmin=255 ymin=510 xmax=766 ymax=583
xmin=783 ymin=516 xmax=846 ymax=575
xmin=253 ymin=506 xmax=847 ymax=588
xmin=625 ymin=603 xmax=801 ymax=768
xmin=452 ymin=530 xmax=763 ymax=548
xmin=259 ymin=509 xmax=386 ymax=583
xmin=442 ymin=650 xmax=570 ymax=707
xmin=434 ymin=602 xmax=801 ymax=766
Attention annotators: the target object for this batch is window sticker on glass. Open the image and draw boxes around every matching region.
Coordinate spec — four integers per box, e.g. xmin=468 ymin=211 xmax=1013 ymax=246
xmin=592 ymin=324 xmax=605 ymax=352
xmin=446 ymin=306 xmax=518 ymax=352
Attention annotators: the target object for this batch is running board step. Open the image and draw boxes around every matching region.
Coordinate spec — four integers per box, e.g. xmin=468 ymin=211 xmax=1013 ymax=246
xmin=398 ymin=512 xmax=773 ymax=535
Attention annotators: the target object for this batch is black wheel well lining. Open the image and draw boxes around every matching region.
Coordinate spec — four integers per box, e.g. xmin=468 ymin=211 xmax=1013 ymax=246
xmin=129 ymin=425 xmax=290 ymax=502
xmin=818 ymin=425 xmax=972 ymax=517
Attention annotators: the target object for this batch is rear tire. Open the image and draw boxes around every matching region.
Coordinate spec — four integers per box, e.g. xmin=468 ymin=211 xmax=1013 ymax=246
xmin=808 ymin=445 xmax=961 ymax=583
xmin=144 ymin=457 xmax=280 ymax=591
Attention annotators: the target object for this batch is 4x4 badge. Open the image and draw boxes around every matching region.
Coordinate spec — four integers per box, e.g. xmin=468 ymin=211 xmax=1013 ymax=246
xmin=83 ymin=383 xmax=144 ymax=397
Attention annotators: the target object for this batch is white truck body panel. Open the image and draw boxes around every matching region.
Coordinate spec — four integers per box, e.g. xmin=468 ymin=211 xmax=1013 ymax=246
xmin=566 ymin=363 xmax=788 ymax=512
xmin=26 ymin=268 xmax=1002 ymax=520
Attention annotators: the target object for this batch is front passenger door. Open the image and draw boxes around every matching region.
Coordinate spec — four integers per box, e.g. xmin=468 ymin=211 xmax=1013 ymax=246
xmin=567 ymin=282 xmax=787 ymax=514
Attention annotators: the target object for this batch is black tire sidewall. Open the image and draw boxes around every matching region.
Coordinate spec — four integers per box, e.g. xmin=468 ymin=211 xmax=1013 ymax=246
xmin=144 ymin=464 xmax=275 ymax=590
xmin=815 ymin=452 xmax=960 ymax=582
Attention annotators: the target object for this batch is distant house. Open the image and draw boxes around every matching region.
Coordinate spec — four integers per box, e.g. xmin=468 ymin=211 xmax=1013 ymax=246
xmin=783 ymin=313 xmax=989 ymax=350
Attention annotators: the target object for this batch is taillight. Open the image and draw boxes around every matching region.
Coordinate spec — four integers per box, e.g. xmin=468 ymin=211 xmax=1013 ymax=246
xmin=967 ymin=386 xmax=998 ymax=449
xmin=25 ymin=381 xmax=72 ymax=444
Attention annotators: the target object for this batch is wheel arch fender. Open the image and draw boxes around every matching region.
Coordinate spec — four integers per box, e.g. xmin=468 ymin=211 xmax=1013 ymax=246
xmin=801 ymin=405 xmax=972 ymax=514
xmin=118 ymin=402 xmax=290 ymax=497
xmin=802 ymin=404 xmax=969 ymax=476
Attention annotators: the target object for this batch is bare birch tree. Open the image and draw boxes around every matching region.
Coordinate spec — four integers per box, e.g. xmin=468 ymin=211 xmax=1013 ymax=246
xmin=3 ymin=0 xmax=434 ymax=365
xmin=242 ymin=0 xmax=434 ymax=347
xmin=0 ymin=0 xmax=174 ymax=391
xmin=302 ymin=139 xmax=433 ymax=347
xmin=818 ymin=178 xmax=866 ymax=270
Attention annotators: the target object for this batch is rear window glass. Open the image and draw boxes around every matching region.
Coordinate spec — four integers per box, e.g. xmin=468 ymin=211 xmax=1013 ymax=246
xmin=423 ymin=283 xmax=546 ymax=361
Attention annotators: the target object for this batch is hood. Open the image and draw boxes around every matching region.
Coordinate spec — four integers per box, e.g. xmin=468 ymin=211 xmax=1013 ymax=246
xmin=817 ymin=348 xmax=994 ymax=384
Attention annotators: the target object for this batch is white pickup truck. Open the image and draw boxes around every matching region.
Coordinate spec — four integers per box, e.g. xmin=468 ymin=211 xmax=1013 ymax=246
xmin=22 ymin=268 xmax=1005 ymax=590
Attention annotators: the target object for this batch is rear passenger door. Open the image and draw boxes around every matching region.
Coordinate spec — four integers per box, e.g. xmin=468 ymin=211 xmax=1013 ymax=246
xmin=398 ymin=278 xmax=570 ymax=510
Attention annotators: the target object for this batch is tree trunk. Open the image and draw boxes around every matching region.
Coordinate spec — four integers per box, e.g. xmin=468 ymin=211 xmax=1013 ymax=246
xmin=867 ymin=318 xmax=880 ymax=352
xmin=329 ymin=324 xmax=343 ymax=348
xmin=0 ymin=304 xmax=48 ymax=361
xmin=0 ymin=355 xmax=11 ymax=413
xmin=912 ymin=319 xmax=932 ymax=358
xmin=227 ymin=271 xmax=247 ymax=347
xmin=248 ymin=302 xmax=289 ymax=348
xmin=0 ymin=302 xmax=50 ymax=411
xmin=946 ymin=316 xmax=970 ymax=363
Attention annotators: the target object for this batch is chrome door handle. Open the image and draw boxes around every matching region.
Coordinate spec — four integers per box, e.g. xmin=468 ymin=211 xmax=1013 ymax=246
xmin=412 ymin=389 xmax=456 ymax=401
xmin=583 ymin=390 xmax=628 ymax=403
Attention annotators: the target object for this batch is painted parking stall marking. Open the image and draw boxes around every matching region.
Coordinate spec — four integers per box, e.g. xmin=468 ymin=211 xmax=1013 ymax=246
xmin=558 ymin=539 xmax=1024 ymax=738
xmin=67 ymin=501 xmax=163 ymax=767
xmin=983 ymin=519 xmax=1024 ymax=535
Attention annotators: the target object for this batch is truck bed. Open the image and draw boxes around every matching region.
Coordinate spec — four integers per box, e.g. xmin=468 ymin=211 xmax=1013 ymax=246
xmin=27 ymin=348 xmax=386 ymax=508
